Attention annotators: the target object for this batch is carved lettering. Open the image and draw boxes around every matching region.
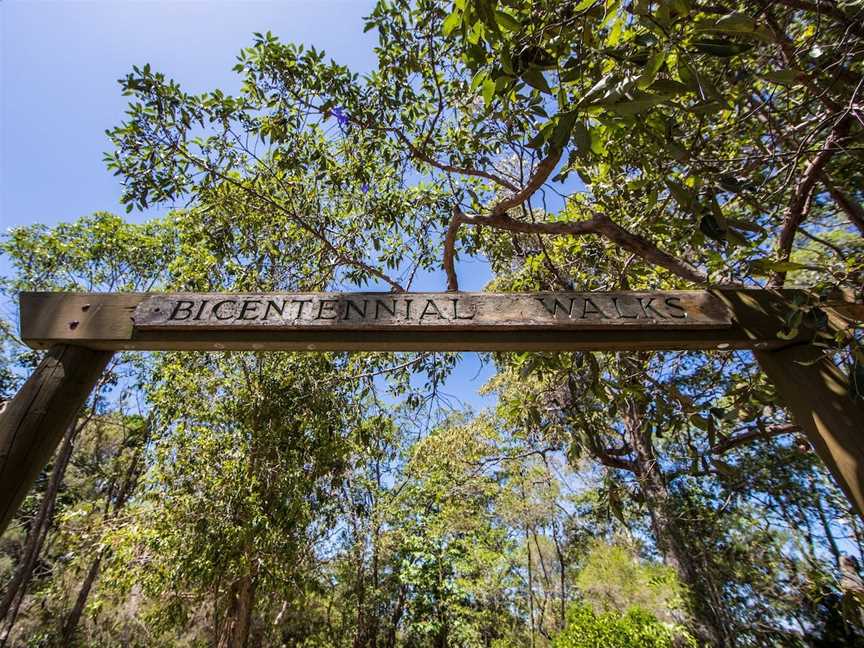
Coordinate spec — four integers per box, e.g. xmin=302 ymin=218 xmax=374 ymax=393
xmin=638 ymin=297 xmax=666 ymax=320
xmin=315 ymin=300 xmax=338 ymax=320
xmin=169 ymin=300 xmax=195 ymax=321
xmin=611 ymin=297 xmax=639 ymax=319
xmin=238 ymin=299 xmax=262 ymax=321
xmin=451 ymin=299 xmax=475 ymax=320
xmin=263 ymin=299 xmax=285 ymax=321
xmin=193 ymin=300 xmax=209 ymax=321
xmin=134 ymin=292 xmax=731 ymax=332
xmin=537 ymin=297 xmax=575 ymax=317
xmin=212 ymin=300 xmax=237 ymax=321
xmin=664 ymin=297 xmax=687 ymax=319
xmin=292 ymin=299 xmax=312 ymax=319
xmin=343 ymin=300 xmax=368 ymax=320
xmin=420 ymin=300 xmax=445 ymax=320
xmin=581 ymin=298 xmax=608 ymax=319
xmin=375 ymin=299 xmax=397 ymax=319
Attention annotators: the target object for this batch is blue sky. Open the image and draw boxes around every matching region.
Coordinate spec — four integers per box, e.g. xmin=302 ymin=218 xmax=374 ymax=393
xmin=0 ymin=0 xmax=495 ymax=408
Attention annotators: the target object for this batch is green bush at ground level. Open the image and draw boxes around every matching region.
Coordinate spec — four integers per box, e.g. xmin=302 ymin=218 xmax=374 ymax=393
xmin=552 ymin=602 xmax=695 ymax=648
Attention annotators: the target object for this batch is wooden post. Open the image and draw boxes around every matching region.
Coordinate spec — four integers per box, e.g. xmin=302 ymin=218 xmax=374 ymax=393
xmin=756 ymin=345 xmax=864 ymax=520
xmin=0 ymin=345 xmax=112 ymax=534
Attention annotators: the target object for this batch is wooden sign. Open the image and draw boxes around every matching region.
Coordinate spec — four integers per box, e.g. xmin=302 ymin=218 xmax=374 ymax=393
xmin=133 ymin=291 xmax=730 ymax=330
xmin=20 ymin=289 xmax=807 ymax=352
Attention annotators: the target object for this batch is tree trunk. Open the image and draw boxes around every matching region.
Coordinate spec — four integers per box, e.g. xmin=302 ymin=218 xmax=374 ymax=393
xmin=0 ymin=419 xmax=80 ymax=642
xmin=821 ymin=174 xmax=864 ymax=235
xmin=57 ymin=437 xmax=146 ymax=645
xmin=525 ymin=523 xmax=535 ymax=648
xmin=216 ymin=574 xmax=256 ymax=648
xmin=386 ymin=584 xmax=405 ymax=648
xmin=619 ymin=363 xmax=732 ymax=647
xmin=58 ymin=551 xmax=103 ymax=646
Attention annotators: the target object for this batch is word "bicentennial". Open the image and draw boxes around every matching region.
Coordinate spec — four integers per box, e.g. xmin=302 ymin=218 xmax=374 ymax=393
xmin=165 ymin=296 xmax=477 ymax=322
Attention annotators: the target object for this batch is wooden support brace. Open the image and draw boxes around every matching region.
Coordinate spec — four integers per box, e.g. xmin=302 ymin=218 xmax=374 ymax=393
xmin=756 ymin=345 xmax=864 ymax=520
xmin=0 ymin=345 xmax=112 ymax=534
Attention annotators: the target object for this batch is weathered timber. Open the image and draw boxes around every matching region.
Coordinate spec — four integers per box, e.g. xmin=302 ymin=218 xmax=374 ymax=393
xmin=0 ymin=345 xmax=112 ymax=534
xmin=134 ymin=291 xmax=730 ymax=329
xmin=16 ymin=290 xmax=820 ymax=352
xmin=756 ymin=345 xmax=864 ymax=519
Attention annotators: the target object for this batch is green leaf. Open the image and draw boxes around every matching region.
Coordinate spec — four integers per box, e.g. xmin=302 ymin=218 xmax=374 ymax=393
xmin=521 ymin=67 xmax=552 ymax=94
xmin=726 ymin=218 xmax=763 ymax=233
xmin=689 ymin=414 xmax=711 ymax=431
xmin=573 ymin=0 xmax=599 ymax=10
xmin=550 ymin=110 xmax=579 ymax=150
xmin=494 ymin=10 xmax=521 ymax=32
xmin=526 ymin=121 xmax=554 ymax=149
xmin=665 ymin=178 xmax=695 ymax=209
xmin=637 ymin=51 xmax=666 ymax=90
xmin=572 ymin=122 xmax=591 ymax=155
xmin=442 ymin=11 xmax=461 ymax=37
xmin=494 ymin=74 xmax=512 ymax=94
xmin=725 ymin=228 xmax=748 ymax=247
xmin=482 ymin=78 xmax=496 ymax=106
xmin=607 ymin=93 xmax=674 ymax=115
xmin=470 ymin=69 xmax=487 ymax=92
xmin=649 ymin=78 xmax=690 ymax=95
xmin=695 ymin=13 xmax=773 ymax=40
xmin=691 ymin=38 xmax=753 ymax=57
xmin=578 ymin=74 xmax=629 ymax=107
xmin=590 ymin=129 xmax=607 ymax=155
xmin=501 ymin=48 xmax=515 ymax=75
xmin=777 ymin=327 xmax=799 ymax=340
xmin=699 ymin=213 xmax=727 ymax=240
xmin=688 ymin=101 xmax=727 ymax=115
xmin=762 ymin=69 xmax=803 ymax=85
xmin=851 ymin=359 xmax=864 ymax=400
xmin=749 ymin=259 xmax=809 ymax=275
xmin=772 ymin=261 xmax=810 ymax=272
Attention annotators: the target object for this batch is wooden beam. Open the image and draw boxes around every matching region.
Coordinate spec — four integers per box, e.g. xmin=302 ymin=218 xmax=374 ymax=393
xmin=756 ymin=345 xmax=864 ymax=519
xmin=0 ymin=345 xmax=112 ymax=534
xmin=133 ymin=291 xmax=730 ymax=329
xmin=17 ymin=290 xmax=822 ymax=352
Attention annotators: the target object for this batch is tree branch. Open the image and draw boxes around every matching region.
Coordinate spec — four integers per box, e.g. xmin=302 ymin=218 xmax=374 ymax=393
xmin=770 ymin=117 xmax=850 ymax=287
xmin=821 ymin=172 xmax=864 ymax=235
xmin=443 ymin=208 xmax=716 ymax=290
xmin=592 ymin=215 xmax=710 ymax=285
xmin=711 ymin=423 xmax=801 ymax=454
xmin=162 ymin=135 xmax=407 ymax=293
xmin=771 ymin=0 xmax=864 ymax=38
xmin=760 ymin=1 xmax=845 ymax=113
xmin=596 ymin=451 xmax=638 ymax=473
xmin=393 ymin=129 xmax=519 ymax=192
xmin=491 ymin=148 xmax=562 ymax=216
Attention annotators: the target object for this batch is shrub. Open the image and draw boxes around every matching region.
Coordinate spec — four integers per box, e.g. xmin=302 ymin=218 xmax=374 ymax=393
xmin=552 ymin=602 xmax=694 ymax=648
